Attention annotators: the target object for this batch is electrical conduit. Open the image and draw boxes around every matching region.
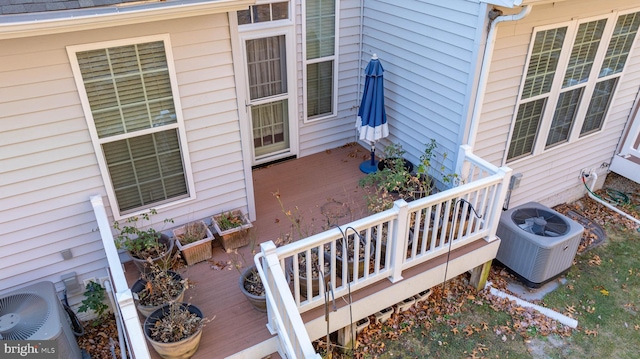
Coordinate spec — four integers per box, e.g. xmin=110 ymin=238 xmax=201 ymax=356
xmin=583 ymin=172 xmax=640 ymax=226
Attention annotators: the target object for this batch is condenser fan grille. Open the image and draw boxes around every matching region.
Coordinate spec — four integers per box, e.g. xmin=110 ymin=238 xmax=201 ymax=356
xmin=511 ymin=208 xmax=569 ymax=237
xmin=0 ymin=293 xmax=49 ymax=340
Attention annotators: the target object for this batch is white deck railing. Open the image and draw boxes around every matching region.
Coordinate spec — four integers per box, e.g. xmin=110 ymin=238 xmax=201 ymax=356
xmin=91 ymin=195 xmax=151 ymax=359
xmin=255 ymin=145 xmax=511 ymax=358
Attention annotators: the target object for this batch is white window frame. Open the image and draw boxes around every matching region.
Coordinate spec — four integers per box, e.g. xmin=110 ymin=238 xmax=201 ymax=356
xmin=506 ymin=9 xmax=640 ymax=164
xmin=302 ymin=0 xmax=339 ymax=122
xmin=67 ymin=34 xmax=195 ymax=220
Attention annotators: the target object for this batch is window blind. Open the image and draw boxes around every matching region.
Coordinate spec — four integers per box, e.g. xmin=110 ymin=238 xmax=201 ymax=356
xmin=77 ymin=41 xmax=188 ymax=213
xmin=306 ymin=0 xmax=335 ymax=60
xmin=508 ymin=99 xmax=546 ymax=160
xmin=521 ymin=27 xmax=567 ymax=99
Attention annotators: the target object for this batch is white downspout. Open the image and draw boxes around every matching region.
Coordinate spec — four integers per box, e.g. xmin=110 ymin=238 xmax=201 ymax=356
xmin=357 ymin=0 xmax=365 ymax=112
xmin=465 ymin=5 xmax=532 ymax=149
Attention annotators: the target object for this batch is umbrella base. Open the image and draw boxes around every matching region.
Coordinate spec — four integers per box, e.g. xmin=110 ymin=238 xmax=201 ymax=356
xmin=359 ymin=160 xmax=379 ymax=174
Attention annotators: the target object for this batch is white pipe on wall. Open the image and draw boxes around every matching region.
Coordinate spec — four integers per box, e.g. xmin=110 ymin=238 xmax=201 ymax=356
xmin=465 ymin=5 xmax=532 ymax=149
xmin=586 ymin=172 xmax=640 ymax=226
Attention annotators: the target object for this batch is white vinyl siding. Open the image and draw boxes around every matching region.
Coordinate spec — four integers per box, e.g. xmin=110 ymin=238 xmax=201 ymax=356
xmin=358 ymin=0 xmax=485 ymax=172
xmin=304 ymin=0 xmax=338 ymax=121
xmin=507 ymin=10 xmax=640 ymax=162
xmin=0 ymin=14 xmax=249 ymax=298
xmin=295 ymin=0 xmax=361 ymax=157
xmin=68 ymin=36 xmax=194 ymax=217
xmin=476 ymin=1 xmax=640 ymax=209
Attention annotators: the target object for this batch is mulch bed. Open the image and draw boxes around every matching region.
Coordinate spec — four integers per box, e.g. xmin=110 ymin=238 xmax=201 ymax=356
xmin=77 ymin=316 xmax=127 ymax=359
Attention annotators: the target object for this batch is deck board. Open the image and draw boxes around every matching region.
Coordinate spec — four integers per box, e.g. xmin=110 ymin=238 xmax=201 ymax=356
xmin=125 ymin=143 xmax=372 ymax=359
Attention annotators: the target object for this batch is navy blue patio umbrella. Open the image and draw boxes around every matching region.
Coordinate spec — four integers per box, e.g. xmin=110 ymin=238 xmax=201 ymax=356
xmin=356 ymin=54 xmax=389 ymax=173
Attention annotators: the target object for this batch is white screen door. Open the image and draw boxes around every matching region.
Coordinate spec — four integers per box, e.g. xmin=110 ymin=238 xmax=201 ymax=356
xmin=244 ymin=34 xmax=293 ymax=160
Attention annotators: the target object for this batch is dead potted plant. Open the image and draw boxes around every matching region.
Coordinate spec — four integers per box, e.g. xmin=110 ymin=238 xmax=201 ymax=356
xmin=131 ymin=261 xmax=187 ymax=318
xmin=173 ymin=220 xmax=214 ymax=265
xmin=332 ymin=232 xmax=374 ymax=281
xmin=287 ymin=249 xmax=331 ymax=298
xmin=234 ymin=228 xmax=291 ymax=312
xmin=212 ymin=210 xmax=253 ymax=251
xmin=144 ymin=302 xmax=207 ymax=359
xmin=113 ymin=209 xmax=174 ymax=274
xmin=238 ymin=264 xmax=267 ymax=312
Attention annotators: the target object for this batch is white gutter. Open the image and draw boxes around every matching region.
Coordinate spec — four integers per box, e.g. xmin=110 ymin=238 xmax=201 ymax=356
xmin=486 ymin=282 xmax=578 ymax=328
xmin=465 ymin=5 xmax=532 ymax=149
xmin=0 ymin=0 xmax=254 ymax=40
xmin=585 ymin=172 xmax=640 ymax=226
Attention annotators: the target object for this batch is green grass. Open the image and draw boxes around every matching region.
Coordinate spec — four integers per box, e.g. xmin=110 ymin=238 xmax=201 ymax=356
xmin=539 ymin=228 xmax=640 ymax=358
xmin=344 ymin=226 xmax=640 ymax=359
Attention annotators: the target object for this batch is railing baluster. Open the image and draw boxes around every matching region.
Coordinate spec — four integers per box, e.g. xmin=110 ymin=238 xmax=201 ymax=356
xmin=250 ymin=148 xmax=510 ymax=358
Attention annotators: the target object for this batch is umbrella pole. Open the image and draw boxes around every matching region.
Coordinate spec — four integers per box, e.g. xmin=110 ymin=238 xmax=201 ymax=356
xmin=359 ymin=142 xmax=378 ymax=174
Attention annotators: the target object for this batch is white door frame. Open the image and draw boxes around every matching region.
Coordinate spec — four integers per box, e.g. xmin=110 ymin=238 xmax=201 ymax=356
xmin=619 ymin=99 xmax=640 ymax=158
xmin=229 ymin=10 xmax=298 ymax=221
xmin=233 ymin=23 xmax=298 ymax=166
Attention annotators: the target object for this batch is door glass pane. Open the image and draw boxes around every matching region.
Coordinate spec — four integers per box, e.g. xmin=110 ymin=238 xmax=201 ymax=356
xmin=581 ymin=78 xmax=618 ymax=135
xmin=546 ymin=88 xmax=583 ymax=148
xmin=252 ymin=100 xmax=289 ymax=157
xmin=246 ymin=35 xmax=287 ymax=100
xmin=600 ymin=11 xmax=640 ymax=77
xmin=508 ymin=99 xmax=546 ymax=161
xmin=272 ymin=2 xmax=289 ymax=20
xmin=521 ymin=27 xmax=567 ymax=99
xmin=563 ymin=20 xmax=606 ymax=87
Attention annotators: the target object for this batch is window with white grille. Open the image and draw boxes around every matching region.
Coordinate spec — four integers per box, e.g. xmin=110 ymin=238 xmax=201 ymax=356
xmin=68 ymin=36 xmax=194 ymax=217
xmin=507 ymin=10 xmax=640 ymax=162
xmin=304 ymin=0 xmax=338 ymax=121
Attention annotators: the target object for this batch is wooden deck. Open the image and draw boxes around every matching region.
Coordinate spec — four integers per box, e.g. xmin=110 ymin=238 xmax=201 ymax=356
xmin=125 ymin=143 xmax=372 ymax=359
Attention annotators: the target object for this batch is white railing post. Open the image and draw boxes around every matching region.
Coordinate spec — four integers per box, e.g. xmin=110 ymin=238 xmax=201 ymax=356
xmin=484 ymin=166 xmax=512 ymax=242
xmin=259 ymin=241 xmax=320 ymax=359
xmin=90 ymin=195 xmax=150 ymax=359
xmin=261 ymin=241 xmax=278 ymax=335
xmin=456 ymin=144 xmax=473 ymax=181
xmin=389 ymin=199 xmax=409 ymax=283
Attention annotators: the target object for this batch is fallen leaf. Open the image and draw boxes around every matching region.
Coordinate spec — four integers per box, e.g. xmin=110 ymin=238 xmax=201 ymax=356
xmin=600 ymin=289 xmax=610 ymax=296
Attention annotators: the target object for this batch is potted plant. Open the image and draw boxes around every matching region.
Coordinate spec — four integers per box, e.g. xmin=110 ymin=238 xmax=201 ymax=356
xmin=234 ymin=229 xmax=291 ymax=312
xmin=131 ymin=262 xmax=187 ymax=318
xmin=332 ymin=233 xmax=375 ymax=281
xmin=212 ymin=210 xmax=253 ymax=251
xmin=287 ymin=249 xmax=330 ymax=298
xmin=173 ymin=220 xmax=214 ymax=265
xmin=360 ymin=140 xmax=456 ymax=213
xmin=238 ymin=265 xmax=267 ymax=312
xmin=144 ymin=302 xmax=206 ymax=359
xmin=113 ymin=209 xmax=174 ymax=274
